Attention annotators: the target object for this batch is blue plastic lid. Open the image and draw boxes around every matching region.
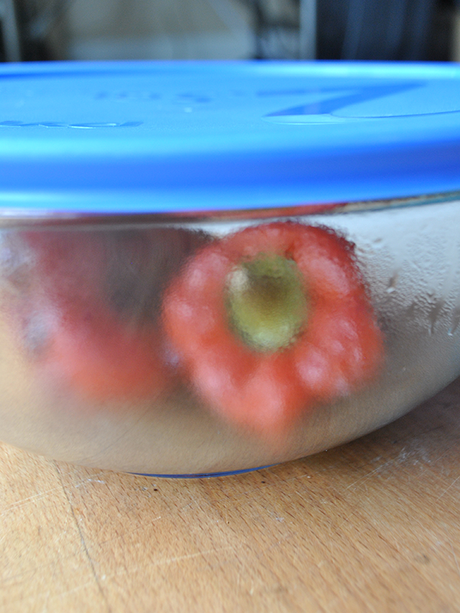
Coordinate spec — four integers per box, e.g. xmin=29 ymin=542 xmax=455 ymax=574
xmin=2 ymin=60 xmax=460 ymax=215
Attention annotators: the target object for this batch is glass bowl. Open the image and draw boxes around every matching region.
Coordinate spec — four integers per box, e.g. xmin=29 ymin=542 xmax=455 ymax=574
xmin=1 ymin=193 xmax=460 ymax=475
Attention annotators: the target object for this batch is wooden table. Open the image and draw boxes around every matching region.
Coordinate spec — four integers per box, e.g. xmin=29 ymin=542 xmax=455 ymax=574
xmin=1 ymin=376 xmax=460 ymax=613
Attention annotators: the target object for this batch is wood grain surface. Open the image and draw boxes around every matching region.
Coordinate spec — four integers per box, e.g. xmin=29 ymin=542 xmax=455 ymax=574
xmin=2 ymin=376 xmax=460 ymax=613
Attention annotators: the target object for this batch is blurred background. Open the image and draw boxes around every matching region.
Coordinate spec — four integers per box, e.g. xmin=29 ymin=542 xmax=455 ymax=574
xmin=1 ymin=0 xmax=459 ymax=63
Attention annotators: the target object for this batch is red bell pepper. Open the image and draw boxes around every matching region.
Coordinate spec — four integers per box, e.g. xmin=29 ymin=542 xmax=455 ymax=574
xmin=37 ymin=297 xmax=170 ymax=402
xmin=163 ymin=222 xmax=383 ymax=438
xmin=11 ymin=229 xmax=174 ymax=403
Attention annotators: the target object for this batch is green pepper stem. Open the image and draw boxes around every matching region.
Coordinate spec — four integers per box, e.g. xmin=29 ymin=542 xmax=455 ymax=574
xmin=226 ymin=254 xmax=308 ymax=352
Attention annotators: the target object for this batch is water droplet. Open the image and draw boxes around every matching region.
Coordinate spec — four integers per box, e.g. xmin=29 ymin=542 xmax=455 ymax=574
xmin=406 ymin=302 xmax=417 ymax=318
xmin=428 ymin=299 xmax=445 ymax=335
xmin=386 ymin=273 xmax=398 ymax=294
xmin=448 ymin=308 xmax=460 ymax=336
